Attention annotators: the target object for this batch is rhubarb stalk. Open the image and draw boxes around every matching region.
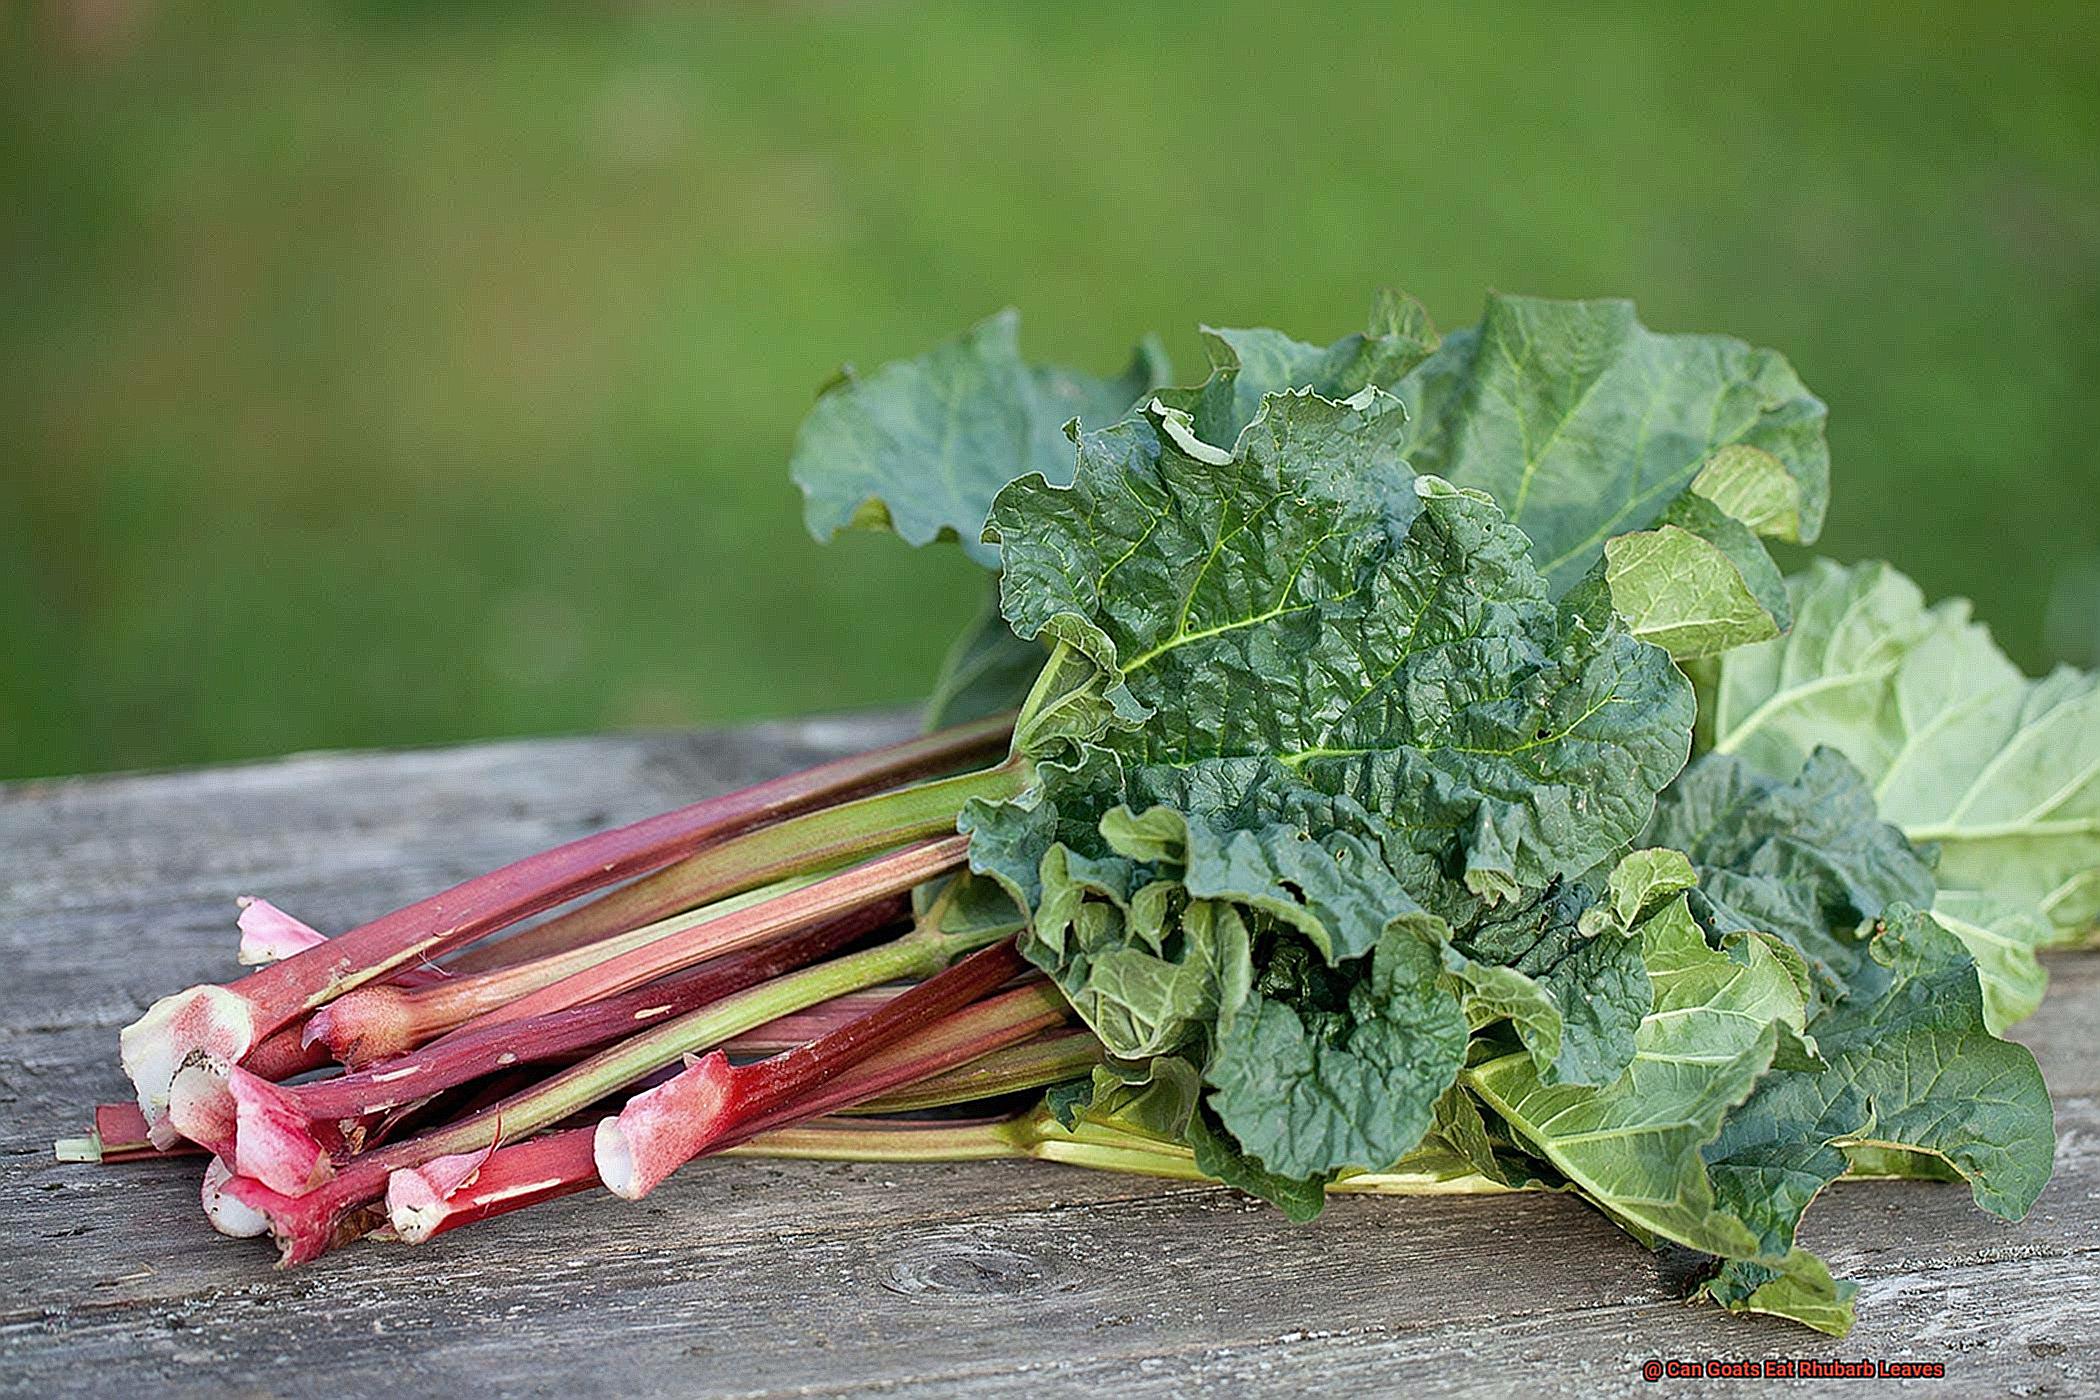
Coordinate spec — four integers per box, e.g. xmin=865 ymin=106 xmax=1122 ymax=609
xmin=452 ymin=834 xmax=975 ymax=1032
xmin=266 ymin=899 xmax=906 ymax=1125
xmin=307 ymin=871 xmax=838 ymax=1064
xmin=594 ymin=941 xmax=1033 ymax=1198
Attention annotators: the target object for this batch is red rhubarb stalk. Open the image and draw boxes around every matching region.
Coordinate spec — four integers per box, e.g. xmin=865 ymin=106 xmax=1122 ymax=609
xmin=119 ymin=716 xmax=1015 ymax=1143
xmin=386 ymin=972 xmax=1069 ymax=1241
xmin=220 ymin=864 xmax=935 ymax=1190
xmin=306 ymin=871 xmax=837 ymax=1064
xmin=717 ymin=987 xmax=904 ymax=1054
xmin=212 ymin=890 xmax=1020 ymax=1266
xmin=593 ymin=939 xmax=1028 ymax=1199
xmin=272 ymin=899 xmax=905 ymax=1123
xmin=454 ymin=834 xmax=973 ymax=1033
xmin=386 ymin=1132 xmax=596 ymax=1244
xmin=841 ymin=1026 xmax=1103 ymax=1114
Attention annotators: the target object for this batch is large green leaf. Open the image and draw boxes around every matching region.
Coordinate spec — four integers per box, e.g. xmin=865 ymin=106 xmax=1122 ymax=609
xmin=790 ymin=308 xmax=1168 ymax=566
xmin=1467 ymin=895 xmax=1812 ymax=1259
xmin=988 ymin=388 xmax=1695 ymax=906
xmin=1699 ymin=906 xmax=2055 ymax=1328
xmin=1705 ymin=558 xmax=2100 ymax=1023
xmin=1396 ymin=292 xmax=1829 ymax=595
xmin=964 ymin=382 xmax=1693 ymax=1207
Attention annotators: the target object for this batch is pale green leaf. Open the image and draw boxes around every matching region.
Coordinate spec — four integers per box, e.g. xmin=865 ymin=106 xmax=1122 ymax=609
xmin=1707 ymin=558 xmax=2100 ymax=980
xmin=1467 ymin=896 xmax=1810 ymax=1259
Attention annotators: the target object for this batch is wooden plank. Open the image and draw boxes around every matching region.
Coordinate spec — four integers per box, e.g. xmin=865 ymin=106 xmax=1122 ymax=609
xmin=1 ymin=724 xmax=2094 ymax=1398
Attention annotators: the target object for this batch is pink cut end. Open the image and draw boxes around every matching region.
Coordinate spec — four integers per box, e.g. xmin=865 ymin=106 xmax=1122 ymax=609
xmin=228 ymin=1066 xmax=334 ymax=1195
xmin=217 ymin=1170 xmax=347 ymax=1268
xmin=201 ymin=1157 xmax=271 ymax=1238
xmin=120 ymin=985 xmax=257 ymax=1149
xmin=384 ymin=1149 xmax=487 ymax=1244
xmin=594 ymin=1051 xmax=735 ymax=1201
xmin=166 ymin=1065 xmax=238 ymax=1158
xmin=235 ymin=898 xmax=329 ymax=965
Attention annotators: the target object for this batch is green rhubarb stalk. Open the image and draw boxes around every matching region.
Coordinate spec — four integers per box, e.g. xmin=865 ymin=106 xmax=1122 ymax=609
xmin=446 ymin=755 xmax=1030 ymax=975
xmin=734 ymin=1106 xmax=1519 ymax=1195
xmin=839 ymin=1029 xmax=1105 ymax=1114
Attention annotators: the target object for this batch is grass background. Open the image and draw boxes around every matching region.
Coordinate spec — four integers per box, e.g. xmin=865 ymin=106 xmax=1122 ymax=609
xmin=4 ymin=1 xmax=2096 ymax=779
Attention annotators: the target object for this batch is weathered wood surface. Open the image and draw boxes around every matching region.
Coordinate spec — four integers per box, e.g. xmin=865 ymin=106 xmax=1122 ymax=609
xmin=2 ymin=718 xmax=2094 ymax=1400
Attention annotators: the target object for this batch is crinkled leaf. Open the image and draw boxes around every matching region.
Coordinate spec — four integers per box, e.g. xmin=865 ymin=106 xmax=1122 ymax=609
xmin=1397 ymin=292 xmax=1829 ymax=594
xmin=1109 ymin=766 xmax=1444 ymax=961
xmin=1184 ymin=1106 xmax=1332 ymax=1221
xmin=1707 ymin=558 xmax=2098 ymax=1001
xmin=1467 ymin=895 xmax=1811 ymax=1259
xmin=1446 ymin=856 xmax=1658 ymax=1089
xmin=1700 ymin=906 xmax=2054 ymax=1305
xmin=1207 ymin=928 xmax=1468 ymax=1182
xmin=989 ymin=389 xmax=1694 ymax=907
xmin=791 ymin=308 xmax=1168 ymax=565
xmin=1644 ymin=749 xmax=1937 ymax=1008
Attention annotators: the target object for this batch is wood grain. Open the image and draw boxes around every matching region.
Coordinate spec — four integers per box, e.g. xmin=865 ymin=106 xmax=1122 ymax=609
xmin=2 ymin=720 xmax=2094 ymax=1399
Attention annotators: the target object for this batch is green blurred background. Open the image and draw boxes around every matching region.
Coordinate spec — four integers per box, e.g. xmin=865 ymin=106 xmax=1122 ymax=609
xmin=5 ymin=1 xmax=2097 ymax=780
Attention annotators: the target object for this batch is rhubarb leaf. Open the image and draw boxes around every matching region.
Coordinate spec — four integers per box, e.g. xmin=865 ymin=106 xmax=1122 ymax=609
xmin=1444 ymin=853 xmax=1674 ymax=1088
xmin=1699 ymin=906 xmax=2054 ymax=1314
xmin=1396 ymin=292 xmax=1829 ymax=595
xmin=988 ymin=389 xmax=1695 ymax=906
xmin=791 ymin=308 xmax=1168 ymax=566
xmin=1928 ymin=889 xmax=2053 ymax=1033
xmin=1696 ymin=1249 xmax=1858 ymax=1338
xmin=1206 ymin=927 xmax=1468 ymax=1181
xmin=1706 ymin=558 xmax=2100 ymax=1017
xmin=1603 ymin=489 xmax=1793 ymax=660
xmin=1643 ymin=750 xmax=1938 ymax=1008
xmin=967 ymin=381 xmax=1694 ymax=1203
xmin=1154 ymin=288 xmax=1441 ymax=448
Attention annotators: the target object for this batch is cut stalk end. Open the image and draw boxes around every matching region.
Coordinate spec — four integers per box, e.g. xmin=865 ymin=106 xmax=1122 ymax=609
xmin=595 ymin=1052 xmax=734 ymax=1200
xmin=385 ymin=1149 xmax=488 ymax=1244
xmin=228 ymin=1067 xmax=335 ymax=1195
xmin=167 ymin=1064 xmax=238 ymax=1158
xmin=53 ymin=1134 xmax=103 ymax=1163
xmin=201 ymin=1158 xmax=271 ymax=1238
xmin=121 ymin=985 xmax=256 ymax=1149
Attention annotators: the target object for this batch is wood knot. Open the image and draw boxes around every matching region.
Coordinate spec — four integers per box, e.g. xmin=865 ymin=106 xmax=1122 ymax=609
xmin=879 ymin=1240 xmax=1050 ymax=1299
